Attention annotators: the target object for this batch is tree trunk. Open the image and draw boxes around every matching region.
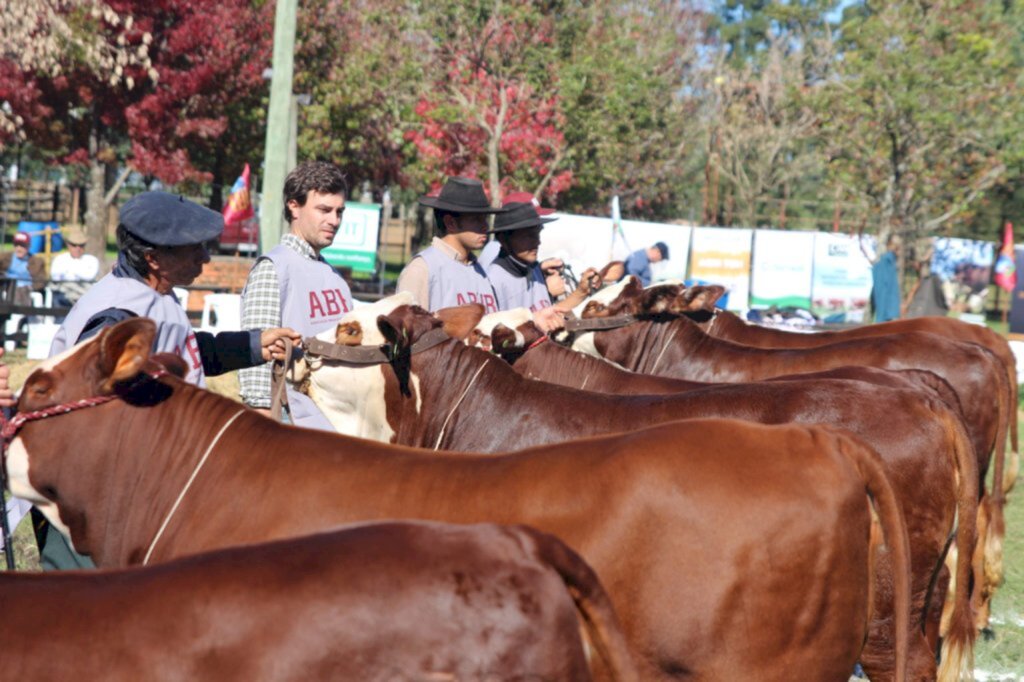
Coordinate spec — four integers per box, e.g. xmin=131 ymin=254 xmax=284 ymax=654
xmin=84 ymin=125 xmax=107 ymax=264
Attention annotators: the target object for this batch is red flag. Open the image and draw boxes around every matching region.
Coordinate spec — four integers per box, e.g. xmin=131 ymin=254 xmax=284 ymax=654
xmin=223 ymin=164 xmax=255 ymax=225
xmin=994 ymin=221 xmax=1017 ymax=292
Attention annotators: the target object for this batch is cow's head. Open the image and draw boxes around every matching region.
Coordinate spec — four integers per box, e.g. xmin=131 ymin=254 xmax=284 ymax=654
xmin=5 ymin=318 xmax=173 ymax=552
xmin=301 ymin=294 xmax=485 ymax=441
xmin=675 ymin=285 xmax=726 ymax=313
xmin=15 ymin=318 xmax=171 ymax=418
xmin=468 ymin=308 xmax=541 ymax=363
xmin=580 ymin=277 xmax=683 ymax=319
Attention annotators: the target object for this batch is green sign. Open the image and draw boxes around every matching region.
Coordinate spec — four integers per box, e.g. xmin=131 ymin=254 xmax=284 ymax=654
xmin=321 ymin=202 xmax=382 ymax=274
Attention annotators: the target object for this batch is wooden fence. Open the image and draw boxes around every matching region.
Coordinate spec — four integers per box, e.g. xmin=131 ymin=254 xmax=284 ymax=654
xmin=0 ymin=180 xmax=75 ymax=237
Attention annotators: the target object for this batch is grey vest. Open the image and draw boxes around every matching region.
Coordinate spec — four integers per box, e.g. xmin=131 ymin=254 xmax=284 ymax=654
xmin=416 ymin=246 xmax=498 ymax=313
xmin=262 ymin=244 xmax=354 ymax=430
xmin=50 ymin=273 xmax=206 ymax=387
xmin=486 ymin=259 xmax=552 ymax=312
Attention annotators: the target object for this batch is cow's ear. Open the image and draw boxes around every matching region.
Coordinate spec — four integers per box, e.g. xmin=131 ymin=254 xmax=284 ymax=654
xmin=376 ymin=313 xmax=406 ymax=351
xmin=491 ymin=324 xmax=521 ymax=352
xmin=99 ymin=318 xmax=156 ymax=391
xmin=703 ymin=285 xmax=727 ymax=308
xmin=435 ymin=303 xmax=486 ymax=340
xmin=581 ymin=301 xmax=608 ymax=318
xmin=641 ymin=284 xmax=682 ymax=315
xmin=599 ymin=260 xmax=625 ymax=283
xmin=151 ymin=353 xmax=188 ymax=378
xmin=681 ymin=285 xmax=726 ymax=312
xmin=335 ymin=321 xmax=363 ymax=346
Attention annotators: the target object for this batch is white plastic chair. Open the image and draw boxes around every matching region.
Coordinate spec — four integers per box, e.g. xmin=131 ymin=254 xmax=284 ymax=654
xmin=173 ymin=287 xmax=190 ymax=310
xmin=200 ymin=293 xmax=242 ymax=334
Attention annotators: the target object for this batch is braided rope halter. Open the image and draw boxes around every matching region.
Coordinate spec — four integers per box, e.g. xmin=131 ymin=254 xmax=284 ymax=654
xmin=0 ymin=369 xmax=170 ymax=444
xmin=0 ymin=369 xmax=170 ymax=569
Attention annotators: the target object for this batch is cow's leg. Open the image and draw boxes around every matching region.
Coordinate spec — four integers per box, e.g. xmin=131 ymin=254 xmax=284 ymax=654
xmin=858 ymin=550 xmax=937 ymax=682
xmin=927 ymin=563 xmax=951 ymax=654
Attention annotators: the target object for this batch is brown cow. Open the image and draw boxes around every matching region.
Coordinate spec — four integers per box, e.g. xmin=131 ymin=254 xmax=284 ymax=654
xmin=5 ymin=318 xmax=910 ymax=682
xmin=1 ymin=521 xmax=637 ymax=681
xmin=569 ymin=278 xmax=1008 ymax=621
xmin=484 ymin=314 xmax=981 ymax=670
xmin=688 ymin=284 xmax=1018 ymax=494
xmin=302 ymin=302 xmax=973 ymax=682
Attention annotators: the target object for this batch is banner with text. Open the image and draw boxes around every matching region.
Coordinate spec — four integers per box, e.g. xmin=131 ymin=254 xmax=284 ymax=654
xmin=810 ymin=233 xmax=873 ymax=316
xmin=749 ymin=229 xmax=815 ymax=309
xmin=538 ymin=214 xmax=691 ymax=283
xmin=688 ymin=226 xmax=753 ymax=310
xmin=321 ymin=202 xmax=383 ymax=274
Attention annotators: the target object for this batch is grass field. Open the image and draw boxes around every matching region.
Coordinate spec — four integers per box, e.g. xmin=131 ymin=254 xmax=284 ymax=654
xmin=2 ymin=351 xmax=1023 ymax=677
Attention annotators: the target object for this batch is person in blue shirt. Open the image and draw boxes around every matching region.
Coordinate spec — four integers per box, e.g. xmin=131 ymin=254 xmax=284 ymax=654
xmin=623 ymin=242 xmax=669 ymax=286
xmin=0 ymin=232 xmax=46 ymax=305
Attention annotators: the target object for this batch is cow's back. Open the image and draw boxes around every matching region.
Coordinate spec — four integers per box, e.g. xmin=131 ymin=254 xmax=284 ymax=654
xmin=152 ymin=416 xmax=882 ymax=681
xmin=0 ymin=521 xmax=610 ymax=681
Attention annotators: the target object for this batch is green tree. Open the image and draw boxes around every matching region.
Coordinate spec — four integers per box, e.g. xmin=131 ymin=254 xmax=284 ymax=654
xmin=817 ymin=0 xmax=1023 ymax=245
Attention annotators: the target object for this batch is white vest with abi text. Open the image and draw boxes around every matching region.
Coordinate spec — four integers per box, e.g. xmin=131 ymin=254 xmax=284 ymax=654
xmin=417 ymin=246 xmax=498 ymax=313
xmin=50 ymin=273 xmax=206 ymax=386
xmin=262 ymin=244 xmax=354 ymax=430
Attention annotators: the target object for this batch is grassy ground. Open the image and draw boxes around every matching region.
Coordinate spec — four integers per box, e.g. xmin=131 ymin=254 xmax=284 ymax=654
xmin=977 ymin=453 xmax=1024 ymax=679
xmin=2 ymin=351 xmax=1023 ymax=677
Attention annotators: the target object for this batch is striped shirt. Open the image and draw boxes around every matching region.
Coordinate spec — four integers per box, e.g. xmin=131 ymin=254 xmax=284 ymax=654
xmin=239 ymin=234 xmax=312 ymax=408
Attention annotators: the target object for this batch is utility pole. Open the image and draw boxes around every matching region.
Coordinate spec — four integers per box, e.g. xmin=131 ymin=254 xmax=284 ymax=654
xmin=259 ymin=0 xmax=297 ymax=253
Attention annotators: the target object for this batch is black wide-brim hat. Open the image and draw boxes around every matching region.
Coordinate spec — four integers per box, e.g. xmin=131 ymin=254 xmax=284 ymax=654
xmin=418 ymin=177 xmax=508 ymax=214
xmin=488 ymin=202 xmax=558 ymax=233
xmin=121 ymin=191 xmax=224 ymax=246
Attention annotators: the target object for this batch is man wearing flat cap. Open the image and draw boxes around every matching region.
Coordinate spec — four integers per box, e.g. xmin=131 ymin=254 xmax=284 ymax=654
xmin=486 ymin=197 xmax=600 ymax=313
xmin=39 ymin=191 xmax=300 ymax=571
xmin=397 ymin=177 xmax=504 ymax=313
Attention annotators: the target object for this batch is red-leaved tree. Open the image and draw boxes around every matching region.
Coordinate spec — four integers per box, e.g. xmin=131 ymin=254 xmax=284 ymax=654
xmin=406 ymin=1 xmax=572 ymax=206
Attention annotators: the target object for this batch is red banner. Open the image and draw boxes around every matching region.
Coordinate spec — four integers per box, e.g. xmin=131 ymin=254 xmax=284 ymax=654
xmin=994 ymin=221 xmax=1017 ymax=292
xmin=223 ymin=163 xmax=255 ymax=225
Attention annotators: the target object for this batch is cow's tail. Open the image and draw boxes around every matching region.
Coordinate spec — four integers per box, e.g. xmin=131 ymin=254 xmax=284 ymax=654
xmin=1003 ymin=343 xmax=1019 ymax=493
xmin=983 ymin=350 xmax=1008 ymax=593
xmin=936 ymin=407 xmax=979 ymax=682
xmin=513 ymin=525 xmax=640 ymax=682
xmin=835 ymin=434 xmax=911 ymax=682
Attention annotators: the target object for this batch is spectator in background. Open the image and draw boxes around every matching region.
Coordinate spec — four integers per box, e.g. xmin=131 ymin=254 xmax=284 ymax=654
xmin=50 ymin=225 xmax=100 ymax=307
xmin=0 ymin=232 xmax=46 ymax=304
xmin=623 ymin=242 xmax=669 ymax=286
xmin=868 ymin=235 xmax=902 ymax=322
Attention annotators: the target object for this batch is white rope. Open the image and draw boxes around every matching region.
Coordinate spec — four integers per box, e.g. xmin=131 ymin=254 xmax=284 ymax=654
xmin=433 ymin=360 xmax=490 ymax=451
xmin=143 ymin=409 xmax=245 ymax=565
xmin=580 ymin=373 xmax=591 ymax=390
xmin=649 ymin=325 xmax=680 ymax=374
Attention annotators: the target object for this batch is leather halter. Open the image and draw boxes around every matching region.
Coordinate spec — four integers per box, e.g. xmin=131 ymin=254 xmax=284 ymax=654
xmin=303 ymin=327 xmax=453 ymax=364
xmin=562 ymin=314 xmax=637 ymax=332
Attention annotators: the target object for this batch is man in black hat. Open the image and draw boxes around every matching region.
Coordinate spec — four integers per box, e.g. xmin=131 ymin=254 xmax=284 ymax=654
xmin=486 ymin=199 xmax=600 ymax=313
xmin=397 ymin=177 xmax=506 ymax=313
xmin=38 ymin=190 xmax=299 ymax=570
xmin=623 ymin=242 xmax=670 ymax=286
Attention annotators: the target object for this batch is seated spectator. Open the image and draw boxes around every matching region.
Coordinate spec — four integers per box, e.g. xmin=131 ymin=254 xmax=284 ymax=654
xmin=0 ymin=232 xmax=46 ymax=305
xmin=50 ymin=225 xmax=100 ymax=307
xmin=623 ymin=242 xmax=669 ymax=286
